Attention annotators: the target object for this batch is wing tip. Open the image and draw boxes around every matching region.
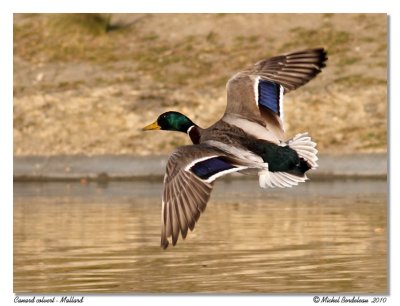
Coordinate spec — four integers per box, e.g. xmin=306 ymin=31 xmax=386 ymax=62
xmin=161 ymin=238 xmax=169 ymax=249
xmin=161 ymin=226 xmax=170 ymax=249
xmin=161 ymin=226 xmax=191 ymax=249
xmin=313 ymin=47 xmax=328 ymax=69
xmin=318 ymin=48 xmax=328 ymax=68
xmin=287 ymin=47 xmax=328 ymax=68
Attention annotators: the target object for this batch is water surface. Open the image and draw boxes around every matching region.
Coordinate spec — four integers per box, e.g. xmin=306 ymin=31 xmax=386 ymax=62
xmin=14 ymin=179 xmax=387 ymax=293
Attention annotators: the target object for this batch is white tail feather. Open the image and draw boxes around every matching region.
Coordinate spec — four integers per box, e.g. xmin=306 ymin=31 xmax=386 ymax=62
xmin=259 ymin=169 xmax=308 ymax=189
xmin=287 ymin=132 xmax=318 ymax=169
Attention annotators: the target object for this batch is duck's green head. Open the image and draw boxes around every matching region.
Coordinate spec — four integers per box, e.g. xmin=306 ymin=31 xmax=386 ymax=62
xmin=142 ymin=111 xmax=195 ymax=133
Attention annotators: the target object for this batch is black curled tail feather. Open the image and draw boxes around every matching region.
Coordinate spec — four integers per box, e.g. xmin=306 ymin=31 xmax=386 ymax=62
xmin=288 ymin=157 xmax=313 ymax=177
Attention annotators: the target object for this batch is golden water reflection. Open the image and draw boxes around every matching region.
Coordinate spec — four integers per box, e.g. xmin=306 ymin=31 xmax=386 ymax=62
xmin=14 ymin=180 xmax=387 ymax=293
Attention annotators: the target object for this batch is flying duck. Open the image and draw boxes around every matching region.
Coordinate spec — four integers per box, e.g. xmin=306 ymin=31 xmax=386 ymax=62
xmin=143 ymin=48 xmax=327 ymax=249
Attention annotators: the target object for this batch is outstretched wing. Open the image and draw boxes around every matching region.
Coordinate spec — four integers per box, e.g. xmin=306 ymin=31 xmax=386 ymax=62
xmin=224 ymin=48 xmax=327 ymax=140
xmin=161 ymin=145 xmax=247 ymax=249
xmin=247 ymin=48 xmax=327 ymax=93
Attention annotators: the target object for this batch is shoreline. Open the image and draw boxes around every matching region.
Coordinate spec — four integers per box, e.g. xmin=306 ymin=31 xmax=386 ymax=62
xmin=13 ymin=153 xmax=387 ymax=182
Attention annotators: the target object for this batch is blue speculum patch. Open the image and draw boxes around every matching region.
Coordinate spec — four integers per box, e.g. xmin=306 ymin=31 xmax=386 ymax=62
xmin=258 ymin=80 xmax=280 ymax=114
xmin=190 ymin=157 xmax=235 ymax=180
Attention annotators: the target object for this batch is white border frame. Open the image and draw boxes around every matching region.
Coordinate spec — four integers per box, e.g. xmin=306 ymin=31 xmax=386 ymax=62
xmin=2 ymin=1 xmax=397 ymax=306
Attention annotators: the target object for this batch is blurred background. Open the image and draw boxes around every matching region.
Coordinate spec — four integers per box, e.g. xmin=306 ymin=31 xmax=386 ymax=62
xmin=14 ymin=13 xmax=387 ymax=156
xmin=13 ymin=14 xmax=387 ymax=294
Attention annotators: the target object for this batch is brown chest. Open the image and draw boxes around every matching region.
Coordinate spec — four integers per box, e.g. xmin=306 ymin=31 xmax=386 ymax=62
xmin=188 ymin=126 xmax=201 ymax=144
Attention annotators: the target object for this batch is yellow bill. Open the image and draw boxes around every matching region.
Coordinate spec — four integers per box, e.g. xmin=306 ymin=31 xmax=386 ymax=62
xmin=142 ymin=121 xmax=161 ymax=131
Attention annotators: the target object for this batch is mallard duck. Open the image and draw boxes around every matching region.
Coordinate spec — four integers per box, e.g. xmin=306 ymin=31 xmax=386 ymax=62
xmin=143 ymin=48 xmax=327 ymax=249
